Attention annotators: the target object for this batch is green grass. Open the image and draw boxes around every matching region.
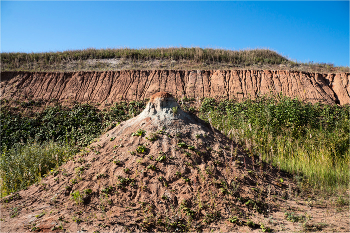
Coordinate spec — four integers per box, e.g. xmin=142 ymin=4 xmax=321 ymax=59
xmin=199 ymin=95 xmax=349 ymax=193
xmin=0 ymin=141 xmax=75 ymax=197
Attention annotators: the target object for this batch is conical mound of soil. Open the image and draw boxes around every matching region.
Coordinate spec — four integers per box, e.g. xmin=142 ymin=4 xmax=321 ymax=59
xmin=1 ymin=92 xmax=296 ymax=232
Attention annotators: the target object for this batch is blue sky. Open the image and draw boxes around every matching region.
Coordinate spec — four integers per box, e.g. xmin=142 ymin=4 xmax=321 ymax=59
xmin=1 ymin=1 xmax=349 ymax=66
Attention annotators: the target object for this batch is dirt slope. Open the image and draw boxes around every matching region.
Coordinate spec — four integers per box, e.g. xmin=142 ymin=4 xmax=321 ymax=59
xmin=1 ymin=92 xmax=348 ymax=233
xmin=1 ymin=70 xmax=349 ymax=105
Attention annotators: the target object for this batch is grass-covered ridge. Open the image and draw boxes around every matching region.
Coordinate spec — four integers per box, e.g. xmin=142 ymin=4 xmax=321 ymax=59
xmin=0 ymin=96 xmax=349 ymax=197
xmin=2 ymin=47 xmax=347 ymax=72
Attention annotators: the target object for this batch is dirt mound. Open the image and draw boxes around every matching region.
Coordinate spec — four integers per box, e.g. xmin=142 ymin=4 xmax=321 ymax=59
xmin=1 ymin=92 xmax=348 ymax=232
xmin=1 ymin=70 xmax=349 ymax=105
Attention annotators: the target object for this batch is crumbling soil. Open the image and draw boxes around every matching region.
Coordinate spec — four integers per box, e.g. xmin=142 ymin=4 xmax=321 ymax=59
xmin=1 ymin=92 xmax=348 ymax=232
xmin=1 ymin=70 xmax=349 ymax=106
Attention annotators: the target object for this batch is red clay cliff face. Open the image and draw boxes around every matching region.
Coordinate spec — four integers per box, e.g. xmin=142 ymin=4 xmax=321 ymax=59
xmin=1 ymin=70 xmax=349 ymax=105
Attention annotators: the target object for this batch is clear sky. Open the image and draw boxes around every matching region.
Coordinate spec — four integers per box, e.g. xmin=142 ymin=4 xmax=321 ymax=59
xmin=1 ymin=1 xmax=349 ymax=66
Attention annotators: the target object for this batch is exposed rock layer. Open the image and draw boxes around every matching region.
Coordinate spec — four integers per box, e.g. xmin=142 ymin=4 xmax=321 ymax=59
xmin=1 ymin=70 xmax=349 ymax=105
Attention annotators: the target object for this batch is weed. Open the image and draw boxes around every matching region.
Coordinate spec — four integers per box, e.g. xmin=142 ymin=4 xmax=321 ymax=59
xmin=113 ymin=160 xmax=122 ymax=165
xmin=284 ymin=211 xmax=307 ymax=222
xmin=136 ymin=145 xmax=147 ymax=154
xmin=117 ymin=176 xmax=135 ymax=188
xmin=146 ymin=133 xmax=158 ymax=141
xmin=96 ymin=173 xmax=106 ymax=179
xmin=132 ymin=129 xmax=146 ymax=137
xmin=177 ymin=142 xmax=187 ymax=148
xmin=70 ymin=178 xmax=78 ymax=185
xmin=188 ymin=145 xmax=195 ymax=150
xmin=335 ymin=196 xmax=349 ymax=207
xmin=172 ymin=106 xmax=178 ymax=115
xmin=31 ymin=226 xmax=40 ymax=231
xmin=72 ymin=215 xmax=83 ymax=223
xmin=228 ymin=216 xmax=242 ymax=225
xmin=77 ymin=158 xmax=86 ymax=164
xmin=83 ymin=189 xmax=92 ymax=195
xmin=35 ymin=211 xmax=45 ymax=218
xmin=260 ymin=224 xmax=273 ymax=232
xmin=71 ymin=190 xmax=83 ymax=205
xmin=101 ymin=186 xmax=113 ymax=194
xmin=147 ymin=164 xmax=156 ymax=171
xmin=51 ymin=225 xmax=63 ymax=231
xmin=110 ymin=137 xmax=116 ymax=141
xmin=246 ymin=219 xmax=255 ymax=228
xmin=203 ymin=211 xmax=221 ymax=224
xmin=10 ymin=207 xmax=19 ymax=218
xmin=129 ymin=151 xmax=136 ymax=155
xmin=156 ymin=155 xmax=166 ymax=162
xmin=183 ymin=177 xmax=191 ymax=183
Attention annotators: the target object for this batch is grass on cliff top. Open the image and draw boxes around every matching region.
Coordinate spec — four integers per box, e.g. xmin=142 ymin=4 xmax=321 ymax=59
xmin=2 ymin=47 xmax=347 ymax=72
xmin=0 ymin=96 xmax=349 ymax=197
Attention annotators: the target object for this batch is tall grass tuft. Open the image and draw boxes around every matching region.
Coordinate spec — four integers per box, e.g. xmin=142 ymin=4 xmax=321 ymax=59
xmin=0 ymin=141 xmax=75 ymax=197
xmin=200 ymin=95 xmax=350 ymax=193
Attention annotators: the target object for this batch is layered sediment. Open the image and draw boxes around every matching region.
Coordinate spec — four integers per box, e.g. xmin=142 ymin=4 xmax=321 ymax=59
xmin=1 ymin=70 xmax=349 ymax=105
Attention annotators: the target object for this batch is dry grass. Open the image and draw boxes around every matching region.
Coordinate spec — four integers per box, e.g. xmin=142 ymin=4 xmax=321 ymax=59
xmin=1 ymin=47 xmax=348 ymax=72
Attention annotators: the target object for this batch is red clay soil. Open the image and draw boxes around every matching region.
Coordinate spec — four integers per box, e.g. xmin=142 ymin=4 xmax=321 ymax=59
xmin=1 ymin=70 xmax=349 ymax=106
xmin=149 ymin=91 xmax=173 ymax=102
xmin=1 ymin=93 xmax=349 ymax=233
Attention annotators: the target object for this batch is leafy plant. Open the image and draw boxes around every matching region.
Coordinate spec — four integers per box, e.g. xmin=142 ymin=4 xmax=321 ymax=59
xmin=147 ymin=164 xmax=156 ymax=171
xmin=101 ymin=186 xmax=113 ymax=194
xmin=96 ymin=173 xmax=106 ymax=179
xmin=71 ymin=190 xmax=83 ymax=205
xmin=113 ymin=160 xmax=122 ymax=165
xmin=136 ymin=145 xmax=147 ymax=154
xmin=177 ymin=142 xmax=187 ymax=148
xmin=172 ymin=106 xmax=178 ymax=115
xmin=188 ymin=146 xmax=195 ymax=150
xmin=146 ymin=133 xmax=158 ymax=142
xmin=132 ymin=129 xmax=146 ymax=137
xmin=156 ymin=155 xmax=166 ymax=162
xmin=284 ymin=211 xmax=307 ymax=223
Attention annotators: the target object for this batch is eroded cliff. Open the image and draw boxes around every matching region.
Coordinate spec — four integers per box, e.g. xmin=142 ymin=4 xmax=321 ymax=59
xmin=1 ymin=70 xmax=349 ymax=105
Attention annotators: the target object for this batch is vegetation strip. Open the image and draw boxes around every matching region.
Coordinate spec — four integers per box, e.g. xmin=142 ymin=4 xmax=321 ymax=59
xmin=1 ymin=47 xmax=347 ymax=72
xmin=0 ymin=95 xmax=349 ymax=197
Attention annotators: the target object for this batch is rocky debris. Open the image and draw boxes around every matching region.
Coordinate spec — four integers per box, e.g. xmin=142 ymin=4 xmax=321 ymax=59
xmin=1 ymin=70 xmax=349 ymax=105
